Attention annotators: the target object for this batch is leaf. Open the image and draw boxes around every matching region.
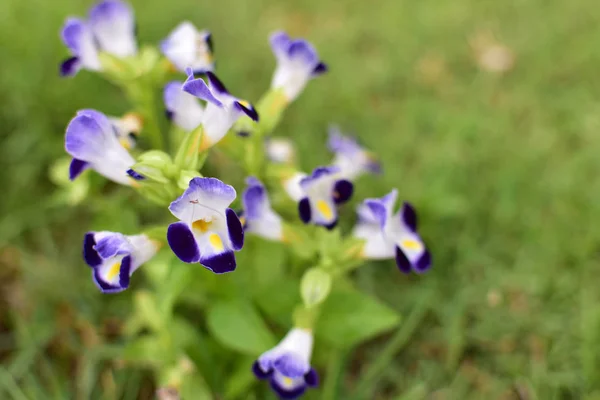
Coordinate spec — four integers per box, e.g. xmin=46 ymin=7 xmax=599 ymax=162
xmin=224 ymin=356 xmax=258 ymax=399
xmin=207 ymin=300 xmax=276 ymax=356
xmin=254 ymin=279 xmax=300 ymax=327
xmin=316 ymin=287 xmax=401 ymax=349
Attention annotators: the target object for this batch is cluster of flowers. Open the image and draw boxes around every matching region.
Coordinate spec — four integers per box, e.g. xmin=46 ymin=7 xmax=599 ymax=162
xmin=60 ymin=1 xmax=430 ymax=398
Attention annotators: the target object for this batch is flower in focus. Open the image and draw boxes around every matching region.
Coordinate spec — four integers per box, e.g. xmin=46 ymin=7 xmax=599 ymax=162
xmin=265 ymin=137 xmax=296 ymax=164
xmin=83 ymin=231 xmax=159 ymax=293
xmin=354 ymin=189 xmax=431 ymax=273
xmin=182 ymin=68 xmax=259 ymax=150
xmin=65 ymin=109 xmax=137 ymax=185
xmin=269 ymin=31 xmax=327 ymax=102
xmin=59 ymin=0 xmax=137 ymax=77
xmin=161 ymin=22 xmax=214 ymax=74
xmin=328 ymin=125 xmax=381 ymax=180
xmin=241 ymin=177 xmax=284 ymax=241
xmin=110 ymin=112 xmax=143 ymax=150
xmin=164 ymin=81 xmax=205 ymax=131
xmin=297 ymin=166 xmax=353 ymax=229
xmin=167 ymin=177 xmax=244 ymax=273
xmin=253 ymin=328 xmax=318 ymax=399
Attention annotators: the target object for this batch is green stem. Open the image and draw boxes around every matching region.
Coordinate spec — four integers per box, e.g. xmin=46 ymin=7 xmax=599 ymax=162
xmin=352 ymin=291 xmax=433 ymax=398
xmin=125 ymin=82 xmax=165 ymax=151
xmin=322 ymin=349 xmax=346 ymax=400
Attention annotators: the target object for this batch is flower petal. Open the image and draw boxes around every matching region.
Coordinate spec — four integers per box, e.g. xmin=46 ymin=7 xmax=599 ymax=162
xmin=298 ymin=198 xmax=311 ymax=224
xmin=167 ymin=222 xmax=201 ymax=263
xmin=92 ymin=254 xmax=131 ymax=293
xmin=169 ymin=177 xmax=236 ymax=223
xmin=200 ymin=250 xmax=236 ymax=274
xmin=333 ymin=179 xmax=353 ymax=204
xmin=234 ymin=101 xmax=259 ymax=122
xmin=164 ymin=81 xmax=204 ymax=131
xmin=395 ymin=246 xmax=412 ymax=274
xmin=60 ymin=18 xmax=100 ymax=70
xmin=182 ymin=68 xmax=223 ymax=106
xmin=226 ymin=208 xmax=244 ymax=251
xmin=401 ymin=202 xmax=418 ymax=232
xmin=269 ymin=378 xmax=306 ymax=400
xmin=83 ymin=232 xmax=102 ymax=267
xmin=160 ymin=21 xmax=213 ymax=73
xmin=252 ymin=360 xmax=272 ymax=379
xmin=415 ymin=250 xmax=431 ymax=273
xmin=269 ymin=31 xmax=292 ymax=60
xmin=60 ymin=56 xmax=82 ymax=77
xmin=94 ymin=232 xmax=132 ymax=259
xmin=89 ymin=0 xmax=137 ymax=57
xmin=304 ymin=368 xmax=319 ymax=387
xmin=69 ymin=158 xmax=89 ymax=180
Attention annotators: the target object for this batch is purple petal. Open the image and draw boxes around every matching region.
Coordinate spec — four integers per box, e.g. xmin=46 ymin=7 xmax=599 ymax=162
xmin=182 ymin=68 xmax=222 ymax=106
xmin=88 ymin=0 xmax=136 ymax=57
xmin=200 ymin=251 xmax=236 ymax=274
xmin=205 ymin=71 xmax=229 ymax=95
xmin=395 ymin=246 xmax=412 ymax=274
xmin=401 ymin=202 xmax=418 ymax=232
xmin=333 ymin=179 xmax=353 ymax=205
xmin=126 ymin=169 xmax=145 ymax=180
xmin=242 ymin=178 xmax=266 ymax=219
xmin=312 ymin=62 xmax=328 ymax=76
xmin=273 ymin=354 xmax=307 ymax=378
xmin=269 ymin=379 xmax=306 ymax=400
xmin=298 ymin=198 xmax=311 ymax=224
xmin=252 ymin=360 xmax=271 ymax=380
xmin=65 ymin=110 xmax=112 ymax=160
xmin=92 ymin=255 xmax=131 ymax=293
xmin=169 ymin=177 xmax=237 ymax=221
xmin=299 ymin=166 xmax=340 ymax=191
xmin=83 ymin=232 xmax=102 ymax=267
xmin=94 ymin=233 xmax=131 ymax=259
xmin=414 ymin=250 xmax=431 ymax=273
xmin=269 ymin=31 xmax=291 ymax=58
xmin=226 ymin=208 xmax=244 ymax=251
xmin=118 ymin=255 xmax=132 ymax=290
xmin=167 ymin=222 xmax=200 ymax=263
xmin=324 ymin=219 xmax=338 ymax=231
xmin=234 ymin=101 xmax=259 ymax=122
xmin=69 ymin=158 xmax=89 ymax=180
xmin=365 ymin=200 xmax=388 ymax=229
xmin=304 ymin=368 xmax=319 ymax=387
xmin=288 ymin=39 xmax=318 ymax=65
xmin=60 ymin=56 xmax=81 ymax=77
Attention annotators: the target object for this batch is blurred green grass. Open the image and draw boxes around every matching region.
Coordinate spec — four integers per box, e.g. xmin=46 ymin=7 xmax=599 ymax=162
xmin=1 ymin=0 xmax=600 ymax=398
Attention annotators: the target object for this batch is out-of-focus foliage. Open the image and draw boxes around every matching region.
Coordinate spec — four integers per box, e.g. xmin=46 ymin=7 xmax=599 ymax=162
xmin=1 ymin=0 xmax=600 ymax=398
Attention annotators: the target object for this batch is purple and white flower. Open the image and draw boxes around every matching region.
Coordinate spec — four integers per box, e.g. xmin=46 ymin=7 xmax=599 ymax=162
xmin=253 ymin=328 xmax=318 ymax=399
xmin=60 ymin=0 xmax=137 ymax=77
xmin=353 ymin=189 xmax=431 ymax=273
xmin=328 ymin=125 xmax=381 ymax=180
xmin=282 ymin=172 xmax=308 ymax=202
xmin=167 ymin=177 xmax=244 ymax=273
xmin=182 ymin=69 xmax=259 ymax=150
xmin=83 ymin=231 xmax=159 ymax=293
xmin=241 ymin=177 xmax=284 ymax=241
xmin=297 ymin=166 xmax=353 ymax=229
xmin=160 ymin=22 xmax=214 ymax=74
xmin=164 ymin=81 xmax=205 ymax=131
xmin=110 ymin=112 xmax=143 ymax=150
xmin=265 ymin=137 xmax=296 ymax=164
xmin=65 ymin=109 xmax=137 ymax=185
xmin=269 ymin=31 xmax=327 ymax=102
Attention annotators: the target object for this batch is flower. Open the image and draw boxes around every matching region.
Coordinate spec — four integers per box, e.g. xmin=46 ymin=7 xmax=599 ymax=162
xmin=160 ymin=22 xmax=214 ymax=74
xmin=65 ymin=109 xmax=137 ymax=185
xmin=167 ymin=177 xmax=244 ymax=273
xmin=297 ymin=166 xmax=353 ymax=229
xmin=353 ymin=189 xmax=431 ymax=273
xmin=265 ymin=137 xmax=296 ymax=164
xmin=282 ymin=172 xmax=308 ymax=202
xmin=182 ymin=68 xmax=259 ymax=150
xmin=253 ymin=328 xmax=318 ymax=399
xmin=110 ymin=112 xmax=143 ymax=150
xmin=241 ymin=177 xmax=284 ymax=241
xmin=328 ymin=125 xmax=381 ymax=180
xmin=83 ymin=231 xmax=159 ymax=293
xmin=59 ymin=0 xmax=137 ymax=77
xmin=164 ymin=81 xmax=205 ymax=131
xmin=269 ymin=31 xmax=327 ymax=102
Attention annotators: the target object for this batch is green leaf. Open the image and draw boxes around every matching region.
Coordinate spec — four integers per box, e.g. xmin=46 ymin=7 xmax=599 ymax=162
xmin=316 ymin=287 xmax=401 ymax=349
xmin=254 ymin=279 xmax=300 ymax=327
xmin=207 ymin=300 xmax=276 ymax=356
xmin=224 ymin=356 xmax=258 ymax=399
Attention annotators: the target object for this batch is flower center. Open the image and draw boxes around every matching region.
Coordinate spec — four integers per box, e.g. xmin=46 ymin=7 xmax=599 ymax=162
xmin=192 ymin=219 xmax=213 ymax=233
xmin=402 ymin=239 xmax=422 ymax=251
xmin=282 ymin=376 xmax=293 ymax=387
xmin=316 ymin=200 xmax=333 ymax=220
xmin=107 ymin=262 xmax=121 ymax=280
xmin=209 ymin=233 xmax=224 ymax=251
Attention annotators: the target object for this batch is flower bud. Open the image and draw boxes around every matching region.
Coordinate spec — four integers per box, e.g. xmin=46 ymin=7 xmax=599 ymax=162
xmin=301 ymin=268 xmax=332 ymax=308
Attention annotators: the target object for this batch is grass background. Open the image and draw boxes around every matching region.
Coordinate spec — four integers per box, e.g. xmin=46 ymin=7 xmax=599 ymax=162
xmin=1 ymin=0 xmax=600 ymax=398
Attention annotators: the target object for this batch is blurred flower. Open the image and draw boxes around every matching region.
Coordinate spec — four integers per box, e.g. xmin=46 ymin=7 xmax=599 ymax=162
xmin=470 ymin=31 xmax=515 ymax=74
xmin=265 ymin=137 xmax=296 ymax=164
xmin=253 ymin=328 xmax=318 ymax=399
xmin=83 ymin=231 xmax=159 ymax=293
xmin=164 ymin=81 xmax=205 ymax=131
xmin=167 ymin=177 xmax=244 ymax=273
xmin=269 ymin=31 xmax=327 ymax=102
xmin=354 ymin=189 xmax=431 ymax=273
xmin=59 ymin=0 xmax=137 ymax=76
xmin=298 ymin=166 xmax=353 ymax=229
xmin=241 ymin=177 xmax=284 ymax=241
xmin=65 ymin=109 xmax=138 ymax=186
xmin=282 ymin=172 xmax=308 ymax=201
xmin=182 ymin=69 xmax=259 ymax=150
xmin=328 ymin=125 xmax=381 ymax=180
xmin=161 ymin=22 xmax=214 ymax=74
xmin=110 ymin=112 xmax=143 ymax=150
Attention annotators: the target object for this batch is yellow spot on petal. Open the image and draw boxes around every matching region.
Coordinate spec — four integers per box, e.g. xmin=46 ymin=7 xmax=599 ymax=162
xmin=199 ymin=134 xmax=212 ymax=151
xmin=316 ymin=200 xmax=333 ymax=220
xmin=192 ymin=219 xmax=212 ymax=233
xmin=239 ymin=216 xmax=246 ymax=226
xmin=209 ymin=233 xmax=224 ymax=251
xmin=107 ymin=262 xmax=121 ymax=280
xmin=402 ymin=239 xmax=422 ymax=251
xmin=283 ymin=377 xmax=293 ymax=387
xmin=119 ymin=137 xmax=132 ymax=150
xmin=238 ymin=100 xmax=251 ymax=108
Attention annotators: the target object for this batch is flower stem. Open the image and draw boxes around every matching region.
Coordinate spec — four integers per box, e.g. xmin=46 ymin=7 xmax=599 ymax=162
xmin=351 ymin=291 xmax=433 ymax=399
xmin=125 ymin=82 xmax=165 ymax=151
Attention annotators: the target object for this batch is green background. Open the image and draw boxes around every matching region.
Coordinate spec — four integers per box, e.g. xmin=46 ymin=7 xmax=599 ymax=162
xmin=1 ymin=0 xmax=600 ymax=398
